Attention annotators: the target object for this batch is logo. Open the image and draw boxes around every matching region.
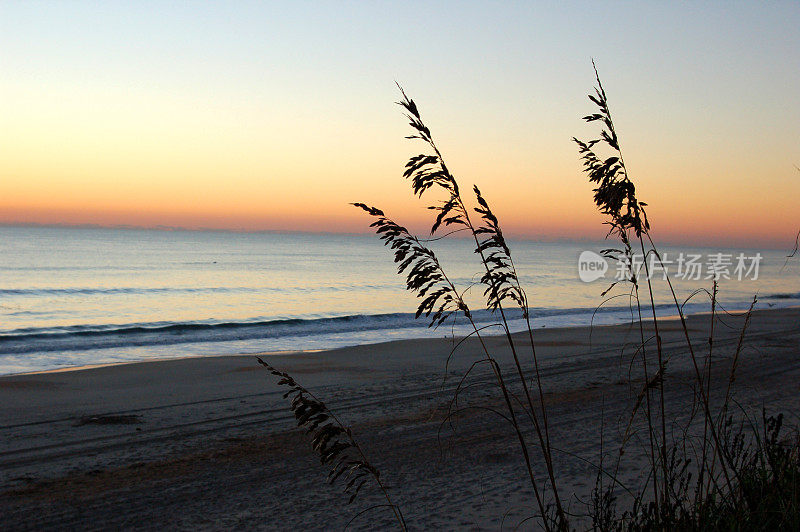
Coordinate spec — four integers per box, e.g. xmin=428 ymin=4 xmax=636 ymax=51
xmin=578 ymin=251 xmax=608 ymax=283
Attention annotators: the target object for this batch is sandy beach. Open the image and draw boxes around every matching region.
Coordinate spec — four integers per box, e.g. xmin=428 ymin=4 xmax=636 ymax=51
xmin=1 ymin=307 xmax=798 ymax=530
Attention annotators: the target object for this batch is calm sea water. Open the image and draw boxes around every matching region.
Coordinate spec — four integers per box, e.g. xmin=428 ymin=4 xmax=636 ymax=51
xmin=1 ymin=226 xmax=798 ymax=374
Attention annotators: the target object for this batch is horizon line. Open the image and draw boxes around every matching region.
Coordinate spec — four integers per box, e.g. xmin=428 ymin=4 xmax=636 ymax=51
xmin=0 ymin=221 xmax=792 ymax=251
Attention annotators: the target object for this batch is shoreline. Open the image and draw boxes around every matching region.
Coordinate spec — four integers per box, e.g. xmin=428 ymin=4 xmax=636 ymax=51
xmin=0 ymin=303 xmax=783 ymax=378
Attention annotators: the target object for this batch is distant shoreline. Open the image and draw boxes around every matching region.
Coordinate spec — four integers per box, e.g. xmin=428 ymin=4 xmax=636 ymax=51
xmin=1 ymin=223 xmax=791 ymax=250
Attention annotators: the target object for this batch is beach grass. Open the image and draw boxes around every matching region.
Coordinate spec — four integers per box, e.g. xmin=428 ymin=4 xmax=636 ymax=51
xmin=256 ymin=64 xmax=800 ymax=530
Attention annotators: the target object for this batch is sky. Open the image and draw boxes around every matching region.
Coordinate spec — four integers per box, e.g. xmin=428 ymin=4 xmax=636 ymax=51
xmin=1 ymin=1 xmax=798 ymax=248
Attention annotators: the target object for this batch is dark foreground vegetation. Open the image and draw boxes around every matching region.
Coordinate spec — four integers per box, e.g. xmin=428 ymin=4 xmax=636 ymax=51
xmin=261 ymin=64 xmax=800 ymax=530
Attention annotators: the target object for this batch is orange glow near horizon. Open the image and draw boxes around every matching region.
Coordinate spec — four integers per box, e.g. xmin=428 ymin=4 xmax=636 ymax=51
xmin=1 ymin=3 xmax=798 ymax=250
xmin=2 ymin=119 xmax=798 ymax=249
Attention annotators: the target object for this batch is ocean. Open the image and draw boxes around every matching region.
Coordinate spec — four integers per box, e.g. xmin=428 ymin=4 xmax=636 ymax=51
xmin=1 ymin=226 xmax=797 ymax=374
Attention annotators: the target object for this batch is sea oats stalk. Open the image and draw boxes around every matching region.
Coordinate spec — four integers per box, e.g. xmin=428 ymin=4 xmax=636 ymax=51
xmin=355 ymin=86 xmax=568 ymax=530
xmin=574 ymin=61 xmax=665 ymax=510
xmin=257 ymin=357 xmax=407 ymax=530
xmin=574 ymin=62 xmax=774 ymax=525
xmin=397 ymin=87 xmax=566 ymax=527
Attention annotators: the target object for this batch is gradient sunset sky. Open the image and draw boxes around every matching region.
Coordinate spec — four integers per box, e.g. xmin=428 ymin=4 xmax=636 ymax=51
xmin=1 ymin=2 xmax=798 ymax=247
